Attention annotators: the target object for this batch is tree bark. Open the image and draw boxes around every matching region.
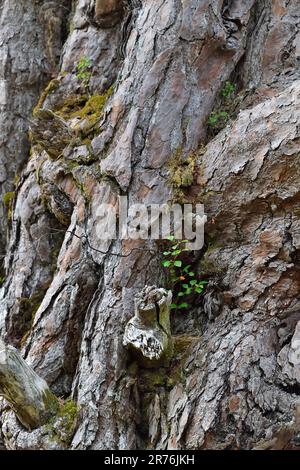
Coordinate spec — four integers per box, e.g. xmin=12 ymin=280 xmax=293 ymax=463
xmin=0 ymin=0 xmax=300 ymax=450
xmin=0 ymin=0 xmax=71 ymax=259
xmin=0 ymin=338 xmax=59 ymax=430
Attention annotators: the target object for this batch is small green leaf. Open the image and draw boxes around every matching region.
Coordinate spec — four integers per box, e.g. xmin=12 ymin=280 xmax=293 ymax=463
xmin=166 ymin=235 xmax=174 ymax=241
xmin=171 ymin=250 xmax=181 ymax=256
xmin=219 ymin=111 xmax=228 ymax=118
xmin=163 ymin=251 xmax=171 ymax=256
xmin=162 ymin=260 xmax=171 ymax=267
xmin=178 ymin=292 xmax=185 ymax=297
xmin=190 ymin=279 xmax=197 ymax=286
xmin=174 ymin=260 xmax=182 ymax=267
xmin=182 ymin=284 xmax=189 ymax=289
xmin=195 ymin=287 xmax=204 ymax=293
xmin=170 ymin=303 xmax=177 ymax=309
xmin=183 ymin=265 xmax=191 ymax=273
xmin=178 ymin=302 xmax=189 ymax=309
xmin=188 ymin=272 xmax=195 ymax=277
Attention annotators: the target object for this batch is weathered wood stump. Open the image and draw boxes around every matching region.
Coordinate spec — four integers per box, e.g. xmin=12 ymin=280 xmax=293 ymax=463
xmin=123 ymin=286 xmax=173 ymax=367
xmin=0 ymin=338 xmax=59 ymax=430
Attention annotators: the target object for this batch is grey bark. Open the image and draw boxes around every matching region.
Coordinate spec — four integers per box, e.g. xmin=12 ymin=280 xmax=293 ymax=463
xmin=0 ymin=0 xmax=300 ymax=451
xmin=0 ymin=0 xmax=71 ymax=258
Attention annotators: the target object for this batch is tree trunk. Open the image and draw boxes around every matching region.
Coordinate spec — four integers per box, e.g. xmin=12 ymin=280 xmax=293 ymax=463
xmin=0 ymin=337 xmax=59 ymax=431
xmin=0 ymin=0 xmax=300 ymax=450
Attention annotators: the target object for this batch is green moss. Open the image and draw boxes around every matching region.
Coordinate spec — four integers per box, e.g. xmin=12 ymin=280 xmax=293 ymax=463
xmin=54 ymin=86 xmax=113 ymax=138
xmin=2 ymin=191 xmax=15 ymax=220
xmin=54 ymin=94 xmax=88 ymax=119
xmin=137 ymin=335 xmax=197 ymax=393
xmin=168 ymin=148 xmax=203 ymax=203
xmin=2 ymin=191 xmax=14 ymax=207
xmin=46 ymin=398 xmax=78 ymax=446
xmin=42 ymin=389 xmax=60 ymax=418
xmin=81 ymin=137 xmax=92 ymax=146
xmin=74 ymin=89 xmax=112 ymax=123
xmin=14 ymin=174 xmax=20 ymax=187
xmin=33 ymin=79 xmax=60 ymax=116
xmin=207 ymin=80 xmax=238 ymax=138
xmin=169 ymin=149 xmax=195 ymax=188
xmin=128 ymin=361 xmax=139 ymax=376
xmin=58 ymin=398 xmax=77 ymax=429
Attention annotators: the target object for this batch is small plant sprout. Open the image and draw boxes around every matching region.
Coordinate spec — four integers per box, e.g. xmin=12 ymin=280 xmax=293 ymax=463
xmin=162 ymin=236 xmax=208 ymax=311
xmin=208 ymin=80 xmax=236 ymax=134
xmin=221 ymin=81 xmax=235 ymax=99
xmin=208 ymin=111 xmax=228 ymax=130
xmin=76 ymin=56 xmax=92 ymax=92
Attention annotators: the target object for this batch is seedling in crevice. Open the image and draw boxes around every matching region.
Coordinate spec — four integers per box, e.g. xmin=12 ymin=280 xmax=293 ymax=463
xmin=162 ymin=236 xmax=207 ymax=311
xmin=76 ymin=56 xmax=92 ymax=92
xmin=208 ymin=111 xmax=229 ymax=130
xmin=208 ymin=80 xmax=236 ymax=135
xmin=221 ymin=80 xmax=235 ymax=99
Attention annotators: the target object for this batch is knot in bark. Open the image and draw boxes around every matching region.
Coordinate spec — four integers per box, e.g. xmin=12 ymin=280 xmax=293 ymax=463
xmin=123 ymin=286 xmax=173 ymax=367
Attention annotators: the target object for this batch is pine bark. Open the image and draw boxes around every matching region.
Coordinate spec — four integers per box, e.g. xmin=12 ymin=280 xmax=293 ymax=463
xmin=0 ymin=0 xmax=300 ymax=450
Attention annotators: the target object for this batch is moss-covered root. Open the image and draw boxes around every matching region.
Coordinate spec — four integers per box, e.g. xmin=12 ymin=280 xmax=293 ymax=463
xmin=0 ymin=338 xmax=59 ymax=430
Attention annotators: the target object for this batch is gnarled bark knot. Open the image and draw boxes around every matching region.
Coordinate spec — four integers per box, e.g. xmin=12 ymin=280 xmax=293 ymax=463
xmin=0 ymin=338 xmax=59 ymax=431
xmin=123 ymin=286 xmax=173 ymax=367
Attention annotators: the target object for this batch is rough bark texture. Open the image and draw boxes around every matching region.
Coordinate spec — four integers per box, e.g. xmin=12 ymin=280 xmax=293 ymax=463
xmin=0 ymin=0 xmax=300 ymax=450
xmin=0 ymin=0 xmax=71 ymax=258
xmin=0 ymin=337 xmax=59 ymax=430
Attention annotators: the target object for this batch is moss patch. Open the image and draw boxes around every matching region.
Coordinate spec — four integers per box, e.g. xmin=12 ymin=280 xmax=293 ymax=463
xmin=42 ymin=389 xmax=60 ymax=419
xmin=33 ymin=79 xmax=60 ymax=116
xmin=2 ymin=191 xmax=14 ymax=207
xmin=169 ymin=149 xmax=196 ymax=188
xmin=2 ymin=191 xmax=15 ymax=220
xmin=54 ymin=86 xmax=113 ymax=135
xmin=54 ymin=94 xmax=88 ymax=120
xmin=168 ymin=147 xmax=204 ymax=203
xmin=136 ymin=334 xmax=198 ymax=393
xmin=46 ymin=398 xmax=78 ymax=446
xmin=73 ymin=89 xmax=113 ymax=123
